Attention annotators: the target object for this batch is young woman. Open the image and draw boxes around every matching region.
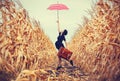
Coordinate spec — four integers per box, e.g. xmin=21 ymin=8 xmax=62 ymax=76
xmin=55 ymin=26 xmax=73 ymax=70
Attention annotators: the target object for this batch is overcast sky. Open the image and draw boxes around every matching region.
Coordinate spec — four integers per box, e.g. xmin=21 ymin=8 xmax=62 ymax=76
xmin=20 ymin=0 xmax=97 ymax=43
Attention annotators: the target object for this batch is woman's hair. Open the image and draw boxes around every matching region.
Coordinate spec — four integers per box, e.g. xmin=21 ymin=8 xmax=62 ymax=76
xmin=63 ymin=29 xmax=68 ymax=35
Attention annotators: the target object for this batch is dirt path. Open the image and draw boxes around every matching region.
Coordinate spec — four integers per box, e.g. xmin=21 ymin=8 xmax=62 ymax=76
xmin=46 ymin=65 xmax=90 ymax=81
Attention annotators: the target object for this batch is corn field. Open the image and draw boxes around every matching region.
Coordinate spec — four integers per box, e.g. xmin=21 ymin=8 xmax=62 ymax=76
xmin=0 ymin=0 xmax=57 ymax=81
xmin=68 ymin=0 xmax=120 ymax=81
xmin=0 ymin=0 xmax=120 ymax=81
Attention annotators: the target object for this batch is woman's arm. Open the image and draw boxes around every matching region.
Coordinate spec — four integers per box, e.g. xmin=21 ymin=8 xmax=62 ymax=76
xmin=58 ymin=26 xmax=61 ymax=33
xmin=57 ymin=20 xmax=61 ymax=33
xmin=65 ymin=41 xmax=67 ymax=48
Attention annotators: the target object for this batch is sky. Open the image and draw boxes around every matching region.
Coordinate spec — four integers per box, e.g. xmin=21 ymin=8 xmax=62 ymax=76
xmin=20 ymin=0 xmax=97 ymax=43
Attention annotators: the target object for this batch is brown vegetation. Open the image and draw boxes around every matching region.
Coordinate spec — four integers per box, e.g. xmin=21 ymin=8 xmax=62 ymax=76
xmin=0 ymin=0 xmax=120 ymax=81
xmin=0 ymin=0 xmax=56 ymax=81
xmin=68 ymin=0 xmax=120 ymax=81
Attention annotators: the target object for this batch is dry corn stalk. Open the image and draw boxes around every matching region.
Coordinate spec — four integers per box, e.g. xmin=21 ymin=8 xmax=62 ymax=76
xmin=0 ymin=0 xmax=57 ymax=80
xmin=68 ymin=0 xmax=120 ymax=81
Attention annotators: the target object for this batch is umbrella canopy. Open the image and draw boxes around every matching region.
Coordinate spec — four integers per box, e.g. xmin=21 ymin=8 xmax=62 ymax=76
xmin=47 ymin=2 xmax=69 ymax=28
xmin=47 ymin=3 xmax=69 ymax=10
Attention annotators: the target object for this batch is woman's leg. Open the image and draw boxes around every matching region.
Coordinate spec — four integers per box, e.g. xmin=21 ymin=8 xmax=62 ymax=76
xmin=56 ymin=56 xmax=62 ymax=70
xmin=58 ymin=56 xmax=62 ymax=66
xmin=57 ymin=48 xmax=62 ymax=70
xmin=57 ymin=47 xmax=63 ymax=67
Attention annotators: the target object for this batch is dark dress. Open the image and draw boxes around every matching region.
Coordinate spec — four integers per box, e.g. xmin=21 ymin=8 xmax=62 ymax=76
xmin=55 ymin=32 xmax=66 ymax=50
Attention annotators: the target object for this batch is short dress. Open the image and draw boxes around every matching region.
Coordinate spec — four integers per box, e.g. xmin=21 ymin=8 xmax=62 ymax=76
xmin=55 ymin=32 xmax=66 ymax=50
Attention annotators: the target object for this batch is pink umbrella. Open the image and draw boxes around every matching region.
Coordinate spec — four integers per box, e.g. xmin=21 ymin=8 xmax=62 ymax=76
xmin=47 ymin=2 xmax=69 ymax=28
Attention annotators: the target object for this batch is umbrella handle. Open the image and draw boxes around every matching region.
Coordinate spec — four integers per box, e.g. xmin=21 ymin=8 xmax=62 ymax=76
xmin=57 ymin=1 xmax=60 ymax=31
xmin=57 ymin=10 xmax=60 ymax=32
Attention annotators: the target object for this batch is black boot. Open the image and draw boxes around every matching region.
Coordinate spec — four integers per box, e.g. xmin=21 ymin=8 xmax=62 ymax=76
xmin=56 ymin=65 xmax=62 ymax=70
xmin=70 ymin=60 xmax=73 ymax=66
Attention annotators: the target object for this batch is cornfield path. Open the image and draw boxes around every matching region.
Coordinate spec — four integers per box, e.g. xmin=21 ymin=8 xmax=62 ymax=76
xmin=45 ymin=64 xmax=90 ymax=81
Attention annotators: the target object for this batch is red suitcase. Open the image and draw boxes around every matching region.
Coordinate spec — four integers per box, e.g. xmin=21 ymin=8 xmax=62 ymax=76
xmin=58 ymin=47 xmax=73 ymax=60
